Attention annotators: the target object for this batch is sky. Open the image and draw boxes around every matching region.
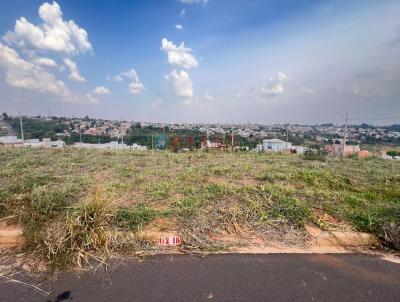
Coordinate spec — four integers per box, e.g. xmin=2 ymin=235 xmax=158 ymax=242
xmin=0 ymin=0 xmax=399 ymax=124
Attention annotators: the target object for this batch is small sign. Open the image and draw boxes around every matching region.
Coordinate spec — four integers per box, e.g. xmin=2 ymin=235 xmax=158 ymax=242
xmin=158 ymin=236 xmax=181 ymax=246
xmin=156 ymin=134 xmax=167 ymax=150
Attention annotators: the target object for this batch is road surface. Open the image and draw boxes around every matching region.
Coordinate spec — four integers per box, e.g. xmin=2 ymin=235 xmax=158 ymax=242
xmin=1 ymin=254 xmax=400 ymax=302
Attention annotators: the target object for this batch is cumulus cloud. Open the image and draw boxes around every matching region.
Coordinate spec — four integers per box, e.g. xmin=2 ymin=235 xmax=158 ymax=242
xmin=3 ymin=1 xmax=92 ymax=55
xmin=165 ymin=70 xmax=193 ymax=98
xmin=0 ymin=2 xmax=97 ymax=105
xmin=175 ymin=24 xmax=184 ymax=30
xmin=260 ymin=72 xmax=288 ymax=98
xmin=34 ymin=57 xmax=57 ymax=67
xmin=161 ymin=38 xmax=198 ymax=69
xmin=113 ymin=75 xmax=123 ymax=82
xmin=0 ymin=43 xmax=95 ymax=103
xmin=114 ymin=68 xmax=145 ymax=94
xmin=0 ymin=43 xmax=69 ymax=97
xmin=180 ymin=9 xmax=186 ymax=18
xmin=63 ymin=58 xmax=85 ymax=82
xmin=84 ymin=93 xmax=98 ymax=104
xmin=179 ymin=0 xmax=208 ymax=4
xmin=93 ymin=86 xmax=110 ymax=95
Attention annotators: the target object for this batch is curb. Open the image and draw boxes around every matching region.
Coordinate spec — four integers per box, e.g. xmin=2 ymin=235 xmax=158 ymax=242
xmin=305 ymin=225 xmax=377 ymax=247
xmin=0 ymin=218 xmax=23 ymax=249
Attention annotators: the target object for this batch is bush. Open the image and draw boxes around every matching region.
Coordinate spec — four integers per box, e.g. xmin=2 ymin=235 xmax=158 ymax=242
xmin=44 ymin=187 xmax=115 ymax=269
xmin=382 ymin=222 xmax=400 ymax=251
xmin=303 ymin=149 xmax=327 ymax=162
xmin=387 ymin=150 xmax=399 ymax=157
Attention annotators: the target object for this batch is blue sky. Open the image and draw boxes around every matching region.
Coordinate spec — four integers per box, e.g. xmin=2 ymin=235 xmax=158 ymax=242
xmin=0 ymin=0 xmax=399 ymax=124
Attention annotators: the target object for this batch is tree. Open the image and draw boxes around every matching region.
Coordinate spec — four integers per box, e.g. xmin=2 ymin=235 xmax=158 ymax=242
xmin=186 ymin=136 xmax=194 ymax=150
xmin=2 ymin=112 xmax=9 ymax=120
xmin=171 ymin=136 xmax=180 ymax=153
xmin=387 ymin=150 xmax=399 ymax=157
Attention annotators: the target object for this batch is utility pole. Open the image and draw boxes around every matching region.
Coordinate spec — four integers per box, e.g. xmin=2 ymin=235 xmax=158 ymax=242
xmin=286 ymin=127 xmax=289 ymax=149
xmin=19 ymin=114 xmax=24 ymax=142
xmin=151 ymin=135 xmax=154 ymax=150
xmin=231 ymin=129 xmax=234 ymax=148
xmin=342 ymin=112 xmax=348 ymax=157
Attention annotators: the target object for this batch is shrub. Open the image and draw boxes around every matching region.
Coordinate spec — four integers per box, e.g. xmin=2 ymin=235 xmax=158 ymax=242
xmin=387 ymin=150 xmax=399 ymax=157
xmin=44 ymin=187 xmax=115 ymax=269
xmin=382 ymin=222 xmax=400 ymax=251
xmin=303 ymin=149 xmax=327 ymax=162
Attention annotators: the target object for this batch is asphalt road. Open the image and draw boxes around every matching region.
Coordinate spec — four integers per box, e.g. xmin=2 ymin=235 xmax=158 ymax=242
xmin=1 ymin=254 xmax=400 ymax=302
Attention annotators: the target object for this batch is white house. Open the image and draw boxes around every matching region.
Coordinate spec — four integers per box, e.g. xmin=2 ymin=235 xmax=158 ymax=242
xmin=0 ymin=136 xmax=20 ymax=144
xmin=262 ymin=139 xmax=291 ymax=152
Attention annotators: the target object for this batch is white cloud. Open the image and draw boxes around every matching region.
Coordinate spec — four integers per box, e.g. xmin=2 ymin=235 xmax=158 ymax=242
xmin=179 ymin=0 xmax=208 ymax=4
xmin=161 ymin=38 xmax=198 ymax=69
xmin=260 ymin=72 xmax=288 ymax=98
xmin=165 ymin=69 xmax=193 ymax=98
xmin=150 ymin=98 xmax=163 ymax=110
xmin=3 ymin=1 xmax=92 ymax=55
xmin=301 ymin=86 xmax=314 ymax=95
xmin=113 ymin=75 xmax=123 ymax=82
xmin=0 ymin=43 xmax=69 ymax=97
xmin=84 ymin=93 xmax=98 ymax=104
xmin=63 ymin=58 xmax=85 ymax=82
xmin=0 ymin=43 xmax=95 ymax=104
xmin=129 ymin=81 xmax=145 ymax=95
xmin=34 ymin=57 xmax=57 ymax=67
xmin=180 ymin=9 xmax=186 ymax=18
xmin=115 ymin=68 xmax=145 ymax=94
xmin=93 ymin=86 xmax=110 ymax=95
xmin=175 ymin=24 xmax=184 ymax=30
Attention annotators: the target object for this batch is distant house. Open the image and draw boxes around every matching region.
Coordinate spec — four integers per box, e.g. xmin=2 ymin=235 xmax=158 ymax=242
xmin=324 ymin=144 xmax=360 ymax=156
xmin=358 ymin=150 xmax=370 ymax=158
xmin=262 ymin=139 xmax=291 ymax=152
xmin=0 ymin=136 xmax=23 ymax=146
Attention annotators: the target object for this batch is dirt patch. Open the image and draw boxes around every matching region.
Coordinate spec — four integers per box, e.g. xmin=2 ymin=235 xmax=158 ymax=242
xmin=313 ymin=208 xmax=355 ymax=232
xmin=240 ymin=177 xmax=260 ymax=186
xmin=141 ymin=217 xmax=178 ymax=239
xmin=147 ymin=175 xmax=162 ymax=182
xmin=208 ymin=176 xmax=229 ymax=185
xmin=114 ymin=191 xmax=146 ymax=207
xmin=173 ymin=193 xmax=183 ymax=201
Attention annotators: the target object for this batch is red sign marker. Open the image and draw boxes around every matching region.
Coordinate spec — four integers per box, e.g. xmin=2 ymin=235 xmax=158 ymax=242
xmin=158 ymin=236 xmax=181 ymax=246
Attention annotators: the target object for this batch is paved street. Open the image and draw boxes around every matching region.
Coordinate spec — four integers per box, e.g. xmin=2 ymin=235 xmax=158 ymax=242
xmin=1 ymin=254 xmax=400 ymax=302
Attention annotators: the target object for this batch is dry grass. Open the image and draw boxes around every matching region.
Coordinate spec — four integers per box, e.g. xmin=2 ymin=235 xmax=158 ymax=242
xmin=0 ymin=147 xmax=400 ymax=269
xmin=43 ymin=187 xmax=115 ymax=269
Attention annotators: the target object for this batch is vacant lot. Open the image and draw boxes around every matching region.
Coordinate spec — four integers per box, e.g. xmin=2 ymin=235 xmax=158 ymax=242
xmin=0 ymin=148 xmax=399 ymax=268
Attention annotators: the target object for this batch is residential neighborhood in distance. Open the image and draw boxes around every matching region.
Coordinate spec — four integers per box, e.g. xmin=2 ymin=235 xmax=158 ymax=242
xmin=1 ymin=1 xmax=400 ymax=300
xmin=1 ymin=113 xmax=399 ymax=158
